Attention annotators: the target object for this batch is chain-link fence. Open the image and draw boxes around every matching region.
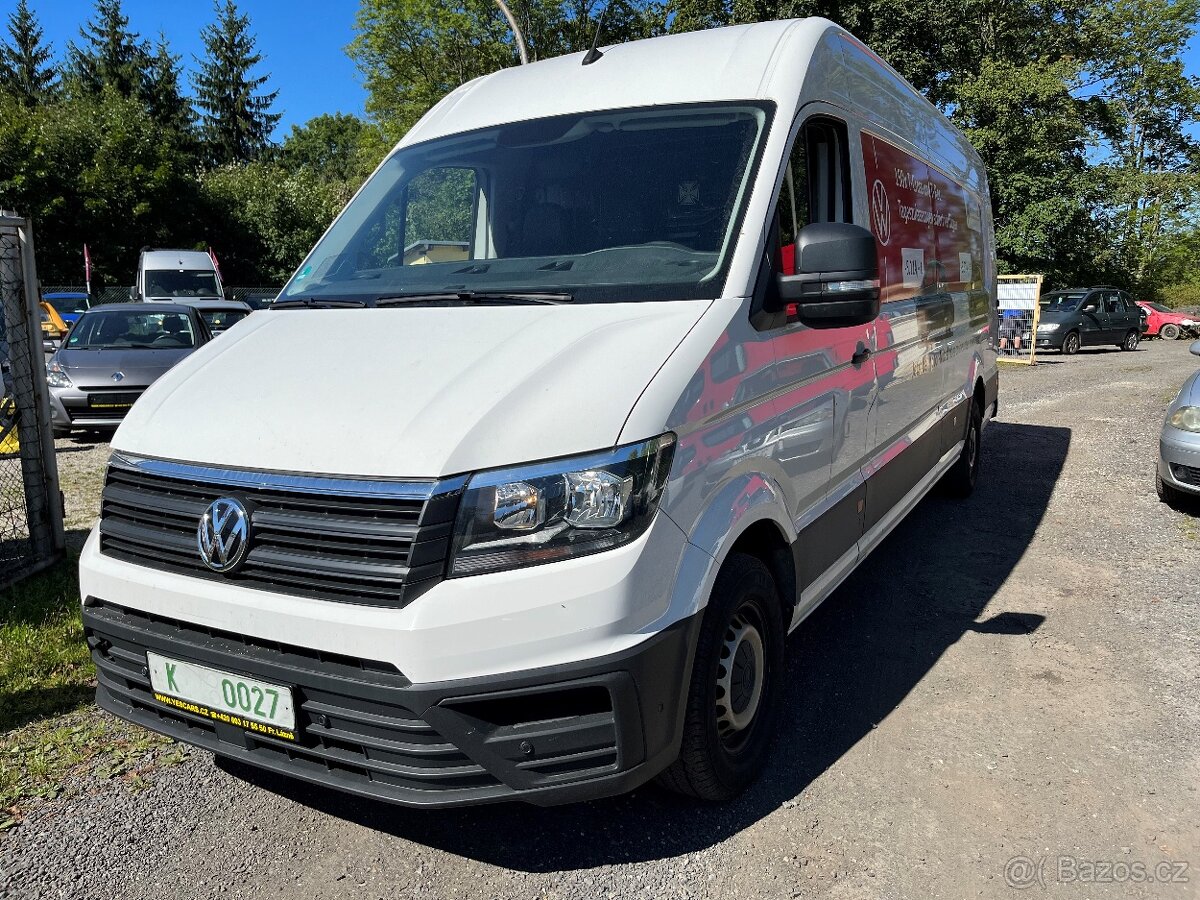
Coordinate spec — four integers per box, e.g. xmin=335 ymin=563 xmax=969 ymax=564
xmin=42 ymin=285 xmax=281 ymax=309
xmin=0 ymin=212 xmax=65 ymax=587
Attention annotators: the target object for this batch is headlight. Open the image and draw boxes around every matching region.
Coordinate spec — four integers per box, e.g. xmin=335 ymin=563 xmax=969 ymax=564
xmin=45 ymin=361 xmax=72 ymax=388
xmin=1168 ymin=406 xmax=1200 ymax=432
xmin=1037 ymin=323 xmax=1060 ymax=332
xmin=449 ymin=434 xmax=676 ymax=577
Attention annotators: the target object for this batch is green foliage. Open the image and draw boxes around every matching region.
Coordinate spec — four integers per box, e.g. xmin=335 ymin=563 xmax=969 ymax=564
xmin=0 ymin=0 xmax=57 ymax=106
xmin=0 ymin=89 xmax=201 ymax=285
xmin=65 ymin=0 xmax=151 ymax=100
xmin=1088 ymin=0 xmax=1200 ymax=289
xmin=198 ymin=162 xmax=350 ymax=283
xmin=349 ymin=0 xmax=665 ymax=140
xmin=952 ymin=57 xmax=1112 ymax=286
xmin=192 ymin=0 xmax=280 ymax=164
xmin=280 ymin=112 xmax=381 ymax=182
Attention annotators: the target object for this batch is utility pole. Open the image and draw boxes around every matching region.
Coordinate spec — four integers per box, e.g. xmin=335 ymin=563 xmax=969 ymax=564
xmin=495 ymin=0 xmax=529 ymax=65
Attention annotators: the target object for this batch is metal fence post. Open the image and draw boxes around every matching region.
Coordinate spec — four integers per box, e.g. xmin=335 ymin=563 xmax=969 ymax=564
xmin=0 ymin=210 xmax=66 ymax=584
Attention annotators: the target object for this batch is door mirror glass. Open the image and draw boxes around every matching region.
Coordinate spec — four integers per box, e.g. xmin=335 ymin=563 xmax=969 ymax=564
xmin=1190 ymin=339 xmax=1200 ymax=357
xmin=777 ymin=222 xmax=880 ymax=329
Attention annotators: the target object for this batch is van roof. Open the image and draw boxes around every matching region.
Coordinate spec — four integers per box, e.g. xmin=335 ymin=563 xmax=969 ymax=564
xmin=141 ymin=249 xmax=215 ymax=270
xmin=399 ymin=18 xmax=985 ymax=192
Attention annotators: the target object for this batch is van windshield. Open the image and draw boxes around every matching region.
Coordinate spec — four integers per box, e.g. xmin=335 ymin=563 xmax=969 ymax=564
xmin=146 ymin=270 xmax=220 ymax=298
xmin=281 ymin=103 xmax=771 ymax=304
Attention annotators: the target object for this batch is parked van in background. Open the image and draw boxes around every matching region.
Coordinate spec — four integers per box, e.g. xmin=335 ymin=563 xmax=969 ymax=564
xmin=81 ymin=19 xmax=999 ymax=807
xmin=134 ymin=249 xmax=225 ymax=304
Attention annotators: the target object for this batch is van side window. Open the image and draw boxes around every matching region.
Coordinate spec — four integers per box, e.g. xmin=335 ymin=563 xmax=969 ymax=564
xmin=775 ymin=118 xmax=851 ymax=276
xmin=805 ymin=120 xmax=851 ymax=224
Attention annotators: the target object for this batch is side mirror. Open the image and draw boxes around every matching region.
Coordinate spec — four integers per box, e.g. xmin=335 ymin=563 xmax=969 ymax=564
xmin=1190 ymin=339 xmax=1200 ymax=358
xmin=777 ymin=223 xmax=880 ymax=329
xmin=129 ymin=286 xmax=139 ymax=301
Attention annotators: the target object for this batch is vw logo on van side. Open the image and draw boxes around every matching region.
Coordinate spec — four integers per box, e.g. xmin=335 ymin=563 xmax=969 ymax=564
xmin=197 ymin=498 xmax=251 ymax=573
xmin=870 ymin=178 xmax=891 ymax=246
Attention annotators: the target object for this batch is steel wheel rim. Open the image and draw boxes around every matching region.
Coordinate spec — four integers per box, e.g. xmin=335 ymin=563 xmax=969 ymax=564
xmin=715 ymin=607 xmax=766 ymax=749
xmin=1126 ymin=333 xmax=1138 ymax=350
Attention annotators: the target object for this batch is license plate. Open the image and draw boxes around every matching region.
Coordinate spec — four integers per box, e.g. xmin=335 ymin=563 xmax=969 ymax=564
xmin=88 ymin=394 xmax=136 ymax=408
xmin=147 ymin=652 xmax=297 ymax=740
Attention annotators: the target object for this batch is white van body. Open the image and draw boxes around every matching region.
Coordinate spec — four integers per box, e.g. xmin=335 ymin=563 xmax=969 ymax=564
xmin=136 ymin=249 xmax=225 ymax=303
xmin=81 ymin=19 xmax=999 ymax=807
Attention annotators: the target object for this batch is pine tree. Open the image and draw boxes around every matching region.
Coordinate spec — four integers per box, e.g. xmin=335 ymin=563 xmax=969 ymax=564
xmin=65 ymin=0 xmax=151 ymax=99
xmin=192 ymin=0 xmax=281 ymax=165
xmin=0 ymin=0 xmax=58 ymax=105
xmin=144 ymin=33 xmax=195 ymax=137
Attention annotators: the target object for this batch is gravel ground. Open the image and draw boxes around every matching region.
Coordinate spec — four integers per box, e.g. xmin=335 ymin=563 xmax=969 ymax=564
xmin=4 ymin=340 xmax=1198 ymax=899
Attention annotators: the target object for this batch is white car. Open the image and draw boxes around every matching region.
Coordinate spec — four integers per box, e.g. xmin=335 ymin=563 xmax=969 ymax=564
xmin=80 ymin=18 xmax=999 ymax=807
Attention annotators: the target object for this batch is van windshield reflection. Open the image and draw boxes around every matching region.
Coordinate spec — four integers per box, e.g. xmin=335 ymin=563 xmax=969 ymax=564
xmin=280 ymin=104 xmax=771 ymax=305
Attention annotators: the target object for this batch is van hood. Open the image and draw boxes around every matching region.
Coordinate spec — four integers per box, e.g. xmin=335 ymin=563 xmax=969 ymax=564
xmin=114 ymin=301 xmax=712 ymax=479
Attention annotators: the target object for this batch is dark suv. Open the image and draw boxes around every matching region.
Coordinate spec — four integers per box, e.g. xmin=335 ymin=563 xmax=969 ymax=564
xmin=1035 ymin=287 xmax=1144 ymax=355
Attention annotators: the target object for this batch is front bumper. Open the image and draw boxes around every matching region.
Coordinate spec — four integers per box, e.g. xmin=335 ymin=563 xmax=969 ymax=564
xmin=1034 ymin=331 xmax=1064 ymax=350
xmin=1159 ymin=427 xmax=1200 ymax=496
xmin=84 ymin=599 xmax=700 ymax=807
xmin=48 ymin=384 xmax=140 ymax=431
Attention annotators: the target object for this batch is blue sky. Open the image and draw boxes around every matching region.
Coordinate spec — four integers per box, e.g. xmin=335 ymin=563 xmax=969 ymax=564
xmin=3 ymin=0 xmax=366 ymax=140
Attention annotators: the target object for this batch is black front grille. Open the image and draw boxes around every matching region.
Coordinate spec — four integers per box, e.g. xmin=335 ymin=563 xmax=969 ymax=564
xmin=1173 ymin=463 xmax=1200 ymax=486
xmin=98 ymin=460 xmax=462 ymax=607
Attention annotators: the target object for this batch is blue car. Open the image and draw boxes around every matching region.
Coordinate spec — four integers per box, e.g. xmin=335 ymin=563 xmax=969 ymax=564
xmin=43 ymin=292 xmax=91 ymax=327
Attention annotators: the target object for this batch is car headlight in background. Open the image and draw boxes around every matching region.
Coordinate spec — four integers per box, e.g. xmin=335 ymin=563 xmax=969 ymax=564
xmin=1168 ymin=406 xmax=1200 ymax=432
xmin=449 ymin=434 xmax=676 ymax=577
xmin=1036 ymin=323 xmax=1061 ymax=332
xmin=45 ymin=361 xmax=72 ymax=388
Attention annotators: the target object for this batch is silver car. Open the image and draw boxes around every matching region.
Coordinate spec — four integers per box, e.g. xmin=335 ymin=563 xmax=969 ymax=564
xmin=174 ymin=298 xmax=253 ymax=335
xmin=1157 ymin=339 xmax=1200 ymax=506
xmin=46 ymin=303 xmax=210 ymax=438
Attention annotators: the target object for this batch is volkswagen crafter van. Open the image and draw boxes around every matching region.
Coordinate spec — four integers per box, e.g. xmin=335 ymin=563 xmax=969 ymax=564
xmin=81 ymin=19 xmax=999 ymax=806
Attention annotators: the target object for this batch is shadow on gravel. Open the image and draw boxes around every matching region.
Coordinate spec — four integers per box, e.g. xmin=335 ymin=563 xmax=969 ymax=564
xmin=218 ymin=420 xmax=1070 ymax=870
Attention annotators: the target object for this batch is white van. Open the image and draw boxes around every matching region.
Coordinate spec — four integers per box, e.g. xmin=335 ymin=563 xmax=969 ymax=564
xmin=81 ymin=19 xmax=998 ymax=807
xmin=135 ymin=249 xmax=225 ymax=303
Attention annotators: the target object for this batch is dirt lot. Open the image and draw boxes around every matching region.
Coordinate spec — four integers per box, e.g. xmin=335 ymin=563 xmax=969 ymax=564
xmin=3 ymin=339 xmax=1198 ymax=900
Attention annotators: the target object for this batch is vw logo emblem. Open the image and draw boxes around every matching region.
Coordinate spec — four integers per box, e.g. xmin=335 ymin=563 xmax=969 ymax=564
xmin=111 ymin=372 xmax=124 ymax=382
xmin=870 ymin=178 xmax=891 ymax=246
xmin=197 ymin=497 xmax=250 ymax=573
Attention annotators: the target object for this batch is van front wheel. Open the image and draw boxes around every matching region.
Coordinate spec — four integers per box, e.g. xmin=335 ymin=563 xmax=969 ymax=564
xmin=657 ymin=552 xmax=783 ymax=801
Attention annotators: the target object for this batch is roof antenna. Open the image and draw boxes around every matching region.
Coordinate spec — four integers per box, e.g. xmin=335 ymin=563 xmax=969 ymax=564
xmin=582 ymin=4 xmax=609 ymax=66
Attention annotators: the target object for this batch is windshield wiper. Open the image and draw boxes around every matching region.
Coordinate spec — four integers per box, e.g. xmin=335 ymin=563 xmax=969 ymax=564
xmin=271 ymin=298 xmax=367 ymax=309
xmin=376 ymin=291 xmax=573 ymax=307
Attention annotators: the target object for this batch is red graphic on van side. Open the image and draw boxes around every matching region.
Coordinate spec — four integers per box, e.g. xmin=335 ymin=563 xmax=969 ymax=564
xmin=861 ymin=132 xmax=983 ymax=304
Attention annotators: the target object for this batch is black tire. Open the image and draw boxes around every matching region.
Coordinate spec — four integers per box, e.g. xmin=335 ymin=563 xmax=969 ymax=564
xmin=943 ymin=396 xmax=983 ymax=498
xmin=1161 ymin=323 xmax=1181 ymax=340
xmin=1156 ymin=471 xmax=1184 ymax=508
xmin=657 ymin=553 xmax=784 ymax=801
xmin=1120 ymin=330 xmax=1140 ymax=351
xmin=1062 ymin=331 xmax=1081 ymax=355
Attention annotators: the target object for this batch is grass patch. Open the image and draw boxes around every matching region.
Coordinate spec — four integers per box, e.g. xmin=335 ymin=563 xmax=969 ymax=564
xmin=0 ymin=709 xmax=185 ymax=827
xmin=0 ymin=556 xmax=186 ymax=826
xmin=0 ymin=557 xmax=93 ymax=732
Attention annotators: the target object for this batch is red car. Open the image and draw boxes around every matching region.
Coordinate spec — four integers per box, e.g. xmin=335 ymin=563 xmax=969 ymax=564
xmin=1137 ymin=301 xmax=1199 ymax=340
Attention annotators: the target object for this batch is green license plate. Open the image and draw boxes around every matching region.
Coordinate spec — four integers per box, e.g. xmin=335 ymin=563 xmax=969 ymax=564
xmin=147 ymin=651 xmax=297 ymax=741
